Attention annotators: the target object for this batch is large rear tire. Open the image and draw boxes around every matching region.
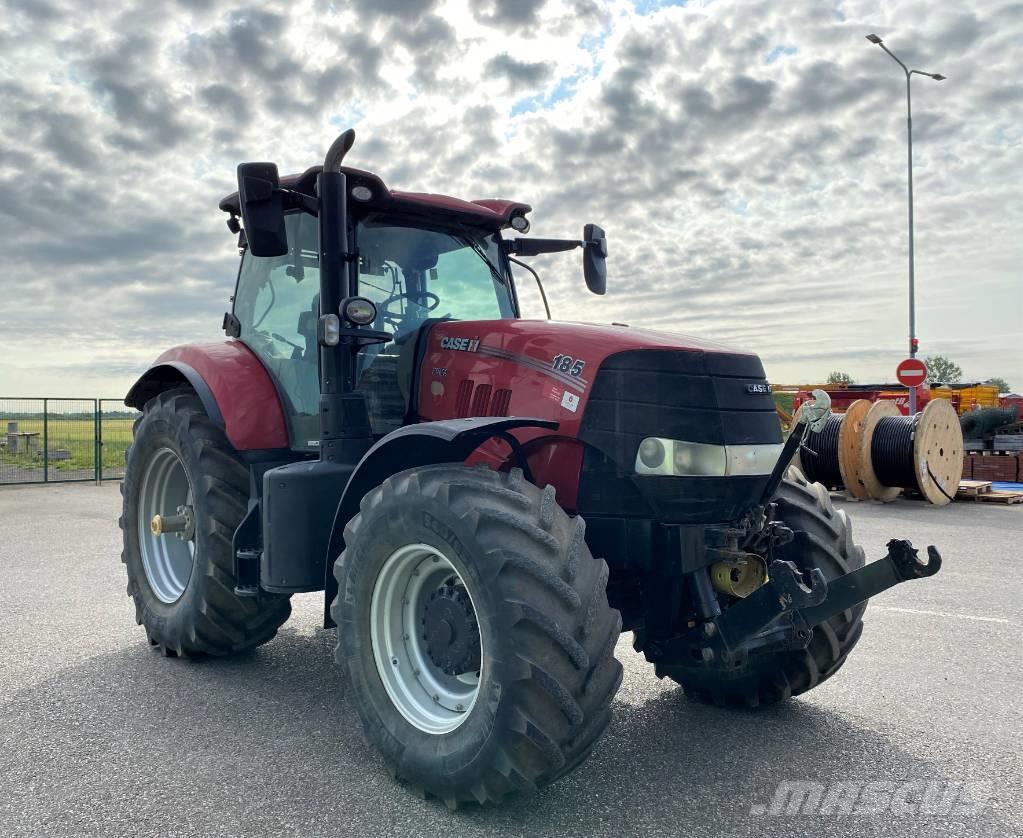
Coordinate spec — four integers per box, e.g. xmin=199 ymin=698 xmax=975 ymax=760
xmin=637 ymin=468 xmax=866 ymax=707
xmin=119 ymin=388 xmax=291 ymax=656
xmin=332 ymin=464 xmax=622 ymax=808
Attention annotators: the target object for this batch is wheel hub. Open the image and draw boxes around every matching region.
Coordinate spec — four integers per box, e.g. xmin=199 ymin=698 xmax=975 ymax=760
xmin=369 ymin=544 xmax=483 ymax=734
xmin=138 ymin=447 xmax=196 ymax=604
xmin=422 ymin=581 xmax=481 ymax=676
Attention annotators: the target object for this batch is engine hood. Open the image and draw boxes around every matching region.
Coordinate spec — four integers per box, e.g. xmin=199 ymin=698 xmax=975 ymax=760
xmin=437 ymin=319 xmax=753 ymax=357
xmin=416 ymin=318 xmax=777 ymax=519
xmin=418 ymin=318 xmax=768 ymax=428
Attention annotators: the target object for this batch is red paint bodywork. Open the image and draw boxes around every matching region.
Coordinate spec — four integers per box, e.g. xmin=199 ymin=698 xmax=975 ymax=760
xmin=419 ymin=320 xmax=754 ymax=511
xmin=142 ymin=320 xmax=753 ymax=503
xmin=153 ymin=342 xmax=289 ymax=451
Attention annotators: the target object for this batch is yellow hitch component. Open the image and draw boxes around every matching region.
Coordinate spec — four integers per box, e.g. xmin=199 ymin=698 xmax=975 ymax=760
xmin=710 ymin=555 xmax=769 ymax=598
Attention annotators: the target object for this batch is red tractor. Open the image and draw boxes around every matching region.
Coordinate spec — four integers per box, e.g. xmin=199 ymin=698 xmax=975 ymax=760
xmin=121 ymin=130 xmax=941 ymax=808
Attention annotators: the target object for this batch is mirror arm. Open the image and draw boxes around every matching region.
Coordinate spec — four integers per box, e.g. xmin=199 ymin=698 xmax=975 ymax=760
xmin=504 ymin=238 xmax=583 ymax=257
xmin=280 ymin=188 xmax=319 ymax=216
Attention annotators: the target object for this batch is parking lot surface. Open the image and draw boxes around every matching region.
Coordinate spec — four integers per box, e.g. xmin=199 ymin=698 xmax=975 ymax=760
xmin=1 ymin=482 xmax=1020 ymax=837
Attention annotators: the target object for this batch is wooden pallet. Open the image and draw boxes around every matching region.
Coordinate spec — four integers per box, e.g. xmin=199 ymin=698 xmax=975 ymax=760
xmin=957 ymin=480 xmax=992 ymax=497
xmin=975 ymin=490 xmax=1023 ymax=504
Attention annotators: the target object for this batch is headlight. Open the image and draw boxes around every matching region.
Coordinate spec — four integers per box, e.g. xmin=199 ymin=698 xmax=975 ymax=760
xmin=634 ymin=438 xmax=783 ymax=477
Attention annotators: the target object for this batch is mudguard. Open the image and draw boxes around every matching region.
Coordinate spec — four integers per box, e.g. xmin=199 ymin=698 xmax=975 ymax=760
xmin=125 ymin=342 xmax=289 ymax=452
xmin=322 ymin=416 xmax=558 ymax=625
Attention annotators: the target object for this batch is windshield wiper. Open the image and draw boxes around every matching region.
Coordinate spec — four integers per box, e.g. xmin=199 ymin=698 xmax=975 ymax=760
xmin=454 ymin=231 xmax=508 ymax=287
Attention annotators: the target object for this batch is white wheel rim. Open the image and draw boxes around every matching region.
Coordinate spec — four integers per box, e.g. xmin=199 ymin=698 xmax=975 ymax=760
xmin=369 ymin=543 xmax=483 ymax=734
xmin=137 ymin=447 xmax=195 ymax=603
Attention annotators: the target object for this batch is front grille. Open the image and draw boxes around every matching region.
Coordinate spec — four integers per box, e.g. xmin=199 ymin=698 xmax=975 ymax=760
xmin=577 ymin=348 xmax=781 ymax=523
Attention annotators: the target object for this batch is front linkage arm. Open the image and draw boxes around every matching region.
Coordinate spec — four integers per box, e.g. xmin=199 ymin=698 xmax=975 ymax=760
xmin=663 ymin=539 xmax=942 ymax=664
xmin=798 ymin=539 xmax=941 ymax=628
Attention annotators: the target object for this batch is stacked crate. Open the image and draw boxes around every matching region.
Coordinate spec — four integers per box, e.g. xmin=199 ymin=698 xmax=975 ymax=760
xmin=964 ymin=453 xmax=1021 ymax=483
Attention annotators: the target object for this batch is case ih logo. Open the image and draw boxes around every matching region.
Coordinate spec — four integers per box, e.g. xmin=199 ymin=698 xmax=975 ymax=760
xmin=747 ymin=383 xmax=772 ymax=394
xmin=440 ymin=336 xmax=480 ymax=352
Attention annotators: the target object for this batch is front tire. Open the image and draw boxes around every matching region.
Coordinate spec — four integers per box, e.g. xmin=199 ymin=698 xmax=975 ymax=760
xmin=332 ymin=464 xmax=622 ymax=808
xmin=119 ymin=388 xmax=291 ymax=656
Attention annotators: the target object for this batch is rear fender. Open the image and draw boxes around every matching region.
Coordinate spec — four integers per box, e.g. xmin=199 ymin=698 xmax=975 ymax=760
xmin=323 ymin=416 xmax=558 ymax=626
xmin=125 ymin=342 xmax=289 ymax=452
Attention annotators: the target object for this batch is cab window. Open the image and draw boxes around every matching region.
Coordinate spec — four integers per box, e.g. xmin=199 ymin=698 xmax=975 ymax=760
xmin=353 ymin=219 xmax=515 ymax=435
xmin=232 ymin=213 xmax=321 ymax=450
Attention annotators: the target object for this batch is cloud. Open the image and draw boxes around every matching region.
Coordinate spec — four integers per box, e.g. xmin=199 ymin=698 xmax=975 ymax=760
xmin=0 ymin=0 xmax=1019 ymax=400
xmin=470 ymin=0 xmax=547 ymax=28
xmin=485 ymin=54 xmax=556 ymax=88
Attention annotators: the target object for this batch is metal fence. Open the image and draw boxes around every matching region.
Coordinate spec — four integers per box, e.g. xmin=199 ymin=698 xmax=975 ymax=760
xmin=0 ymin=398 xmax=141 ymax=485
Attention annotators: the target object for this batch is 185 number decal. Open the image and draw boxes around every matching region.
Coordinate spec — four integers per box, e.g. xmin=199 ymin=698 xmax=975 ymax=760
xmin=552 ymin=354 xmax=585 ymax=377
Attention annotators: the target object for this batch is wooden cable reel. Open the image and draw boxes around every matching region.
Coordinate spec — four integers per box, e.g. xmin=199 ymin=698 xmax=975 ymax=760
xmin=902 ymin=399 xmax=963 ymax=505
xmin=791 ymin=398 xmax=871 ymax=498
xmin=788 ymin=395 xmax=962 ymax=505
xmin=858 ymin=398 xmax=963 ymax=505
xmin=838 ymin=399 xmax=871 ymax=499
xmin=858 ymin=400 xmax=904 ymax=502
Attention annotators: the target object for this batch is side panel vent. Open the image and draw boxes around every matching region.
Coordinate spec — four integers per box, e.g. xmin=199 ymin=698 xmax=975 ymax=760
xmin=470 ymin=383 xmax=493 ymax=416
xmin=455 ymin=380 xmax=474 ymax=418
xmin=490 ymin=388 xmax=512 ymax=416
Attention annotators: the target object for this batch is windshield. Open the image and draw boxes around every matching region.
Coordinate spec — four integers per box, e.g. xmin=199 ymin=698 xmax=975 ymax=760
xmin=355 ymin=217 xmax=515 ymax=341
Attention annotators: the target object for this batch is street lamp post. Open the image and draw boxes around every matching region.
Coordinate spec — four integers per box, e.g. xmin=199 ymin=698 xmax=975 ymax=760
xmin=866 ymin=33 xmax=945 ymax=415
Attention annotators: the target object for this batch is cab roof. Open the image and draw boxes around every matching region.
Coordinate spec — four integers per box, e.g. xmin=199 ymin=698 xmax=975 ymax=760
xmin=219 ymin=164 xmax=531 ymax=230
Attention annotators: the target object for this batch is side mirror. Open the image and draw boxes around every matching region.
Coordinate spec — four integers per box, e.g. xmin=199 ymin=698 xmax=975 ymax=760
xmin=237 ymin=162 xmax=287 ymax=257
xmin=582 ymin=223 xmax=607 ymax=295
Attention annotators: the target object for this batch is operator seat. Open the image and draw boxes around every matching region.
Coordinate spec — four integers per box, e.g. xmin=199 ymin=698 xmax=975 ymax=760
xmin=357 ymin=317 xmax=440 ymax=436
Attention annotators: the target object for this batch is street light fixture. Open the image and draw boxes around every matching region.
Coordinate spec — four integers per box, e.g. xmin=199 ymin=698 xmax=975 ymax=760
xmin=866 ymin=33 xmax=946 ymax=414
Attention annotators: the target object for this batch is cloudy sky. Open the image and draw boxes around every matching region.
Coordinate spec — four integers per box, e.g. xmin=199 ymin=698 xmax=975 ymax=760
xmin=1 ymin=0 xmax=1020 ymax=399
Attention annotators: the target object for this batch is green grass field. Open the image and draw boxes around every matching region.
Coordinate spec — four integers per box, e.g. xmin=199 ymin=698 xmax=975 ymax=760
xmin=1 ymin=417 xmax=136 ymax=480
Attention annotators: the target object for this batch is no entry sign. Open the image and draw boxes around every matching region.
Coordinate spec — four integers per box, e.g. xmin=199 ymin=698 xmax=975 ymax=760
xmin=896 ymin=357 xmax=928 ymax=388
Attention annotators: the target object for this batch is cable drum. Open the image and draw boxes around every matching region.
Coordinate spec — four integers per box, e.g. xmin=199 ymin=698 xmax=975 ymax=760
xmin=858 ymin=398 xmax=964 ymax=506
xmin=871 ymin=415 xmax=919 ymax=488
xmin=799 ymin=415 xmax=844 ymax=488
xmin=791 ymin=398 xmax=871 ymax=496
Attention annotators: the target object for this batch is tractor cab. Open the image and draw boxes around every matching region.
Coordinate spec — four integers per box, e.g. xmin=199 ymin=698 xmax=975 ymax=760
xmin=218 ymin=143 xmax=605 ymax=454
xmin=227 ymin=206 xmax=515 ymax=448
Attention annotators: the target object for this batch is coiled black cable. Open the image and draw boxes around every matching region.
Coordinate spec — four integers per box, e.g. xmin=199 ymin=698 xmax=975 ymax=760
xmin=799 ymin=414 xmax=844 ymax=488
xmin=871 ymin=415 xmax=919 ymax=488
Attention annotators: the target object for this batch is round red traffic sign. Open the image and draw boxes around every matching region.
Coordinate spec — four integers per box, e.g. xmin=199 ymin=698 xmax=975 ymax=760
xmin=896 ymin=357 xmax=928 ymax=387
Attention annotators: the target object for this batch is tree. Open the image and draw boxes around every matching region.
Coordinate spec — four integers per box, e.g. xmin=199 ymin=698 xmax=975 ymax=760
xmin=986 ymin=377 xmax=1010 ymax=393
xmin=924 ymin=355 xmax=962 ymax=385
xmin=826 ymin=371 xmax=855 ymax=385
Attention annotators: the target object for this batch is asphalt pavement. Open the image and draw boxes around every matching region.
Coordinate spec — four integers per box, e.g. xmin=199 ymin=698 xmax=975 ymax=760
xmin=1 ymin=482 xmax=1020 ymax=838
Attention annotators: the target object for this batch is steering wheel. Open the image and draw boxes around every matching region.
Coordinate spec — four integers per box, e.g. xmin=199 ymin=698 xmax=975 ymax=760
xmin=378 ymin=291 xmax=441 ymax=331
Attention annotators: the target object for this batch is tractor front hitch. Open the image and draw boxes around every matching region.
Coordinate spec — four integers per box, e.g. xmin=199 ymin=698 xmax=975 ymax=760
xmin=655 ymin=539 xmax=942 ymax=665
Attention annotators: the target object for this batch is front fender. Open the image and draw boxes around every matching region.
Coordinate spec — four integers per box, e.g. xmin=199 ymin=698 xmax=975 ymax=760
xmin=125 ymin=342 xmax=289 ymax=452
xmin=322 ymin=416 xmax=558 ymax=625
